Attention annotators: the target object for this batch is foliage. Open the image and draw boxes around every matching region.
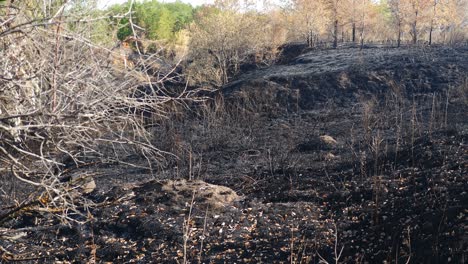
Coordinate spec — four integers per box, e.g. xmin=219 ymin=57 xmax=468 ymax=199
xmin=188 ymin=5 xmax=278 ymax=86
xmin=107 ymin=0 xmax=195 ymax=41
xmin=286 ymin=0 xmax=467 ymax=46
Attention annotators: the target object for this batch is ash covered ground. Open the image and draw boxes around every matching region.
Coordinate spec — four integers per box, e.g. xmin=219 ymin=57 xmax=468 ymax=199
xmin=1 ymin=46 xmax=467 ymax=263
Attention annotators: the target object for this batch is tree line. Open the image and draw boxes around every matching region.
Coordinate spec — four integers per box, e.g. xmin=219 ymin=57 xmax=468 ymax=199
xmin=97 ymin=0 xmax=467 ymax=86
xmin=0 ymin=0 xmax=466 ymax=223
xmin=289 ymin=0 xmax=466 ymax=48
xmin=102 ymin=0 xmax=466 ymax=46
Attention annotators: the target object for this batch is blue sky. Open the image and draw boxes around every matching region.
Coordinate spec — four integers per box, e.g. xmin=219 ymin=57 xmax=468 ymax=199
xmin=97 ymin=0 xmax=214 ymax=9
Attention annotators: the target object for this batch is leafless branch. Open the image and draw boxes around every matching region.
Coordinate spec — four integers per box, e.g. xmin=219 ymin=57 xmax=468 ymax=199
xmin=0 ymin=0 xmax=189 ymax=224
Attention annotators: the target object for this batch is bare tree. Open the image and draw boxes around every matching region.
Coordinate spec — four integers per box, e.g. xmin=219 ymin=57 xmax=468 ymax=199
xmin=290 ymin=0 xmax=330 ymax=47
xmin=428 ymin=0 xmax=439 ymax=45
xmin=0 ymin=0 xmax=187 ymax=222
xmin=321 ymin=0 xmax=344 ymax=49
xmin=436 ymin=0 xmax=467 ymax=45
xmin=405 ymin=0 xmax=431 ymax=44
xmin=389 ymin=0 xmax=405 ymax=47
xmin=188 ymin=4 xmax=273 ymax=86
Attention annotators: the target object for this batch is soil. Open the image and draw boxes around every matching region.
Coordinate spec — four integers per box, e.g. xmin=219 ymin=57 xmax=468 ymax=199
xmin=1 ymin=46 xmax=467 ymax=263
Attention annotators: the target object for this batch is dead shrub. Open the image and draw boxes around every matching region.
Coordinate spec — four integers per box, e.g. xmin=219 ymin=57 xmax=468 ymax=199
xmin=0 ymin=1 xmax=190 ymax=223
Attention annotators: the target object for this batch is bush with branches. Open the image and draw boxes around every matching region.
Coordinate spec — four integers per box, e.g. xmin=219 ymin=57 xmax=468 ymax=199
xmin=0 ymin=0 xmax=186 ymax=222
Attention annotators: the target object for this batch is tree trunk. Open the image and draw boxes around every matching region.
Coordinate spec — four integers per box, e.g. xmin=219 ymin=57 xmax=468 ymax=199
xmin=307 ymin=30 xmax=313 ymax=47
xmin=429 ymin=2 xmax=437 ymax=46
xmin=359 ymin=23 xmax=365 ymax=50
xmin=352 ymin=22 xmax=356 ymax=42
xmin=397 ymin=22 xmax=401 ymax=48
xmin=429 ymin=24 xmax=433 ymax=45
xmin=412 ymin=11 xmax=418 ymax=45
xmin=333 ymin=19 xmax=338 ymax=49
xmin=215 ymin=52 xmax=228 ymax=85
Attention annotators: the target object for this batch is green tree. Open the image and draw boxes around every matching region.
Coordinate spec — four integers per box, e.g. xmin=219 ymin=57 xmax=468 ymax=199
xmin=107 ymin=0 xmax=194 ymax=41
xmin=135 ymin=0 xmax=162 ymax=39
xmin=166 ymin=1 xmax=194 ymax=32
xmin=157 ymin=7 xmax=176 ymax=40
xmin=117 ymin=17 xmax=133 ymax=40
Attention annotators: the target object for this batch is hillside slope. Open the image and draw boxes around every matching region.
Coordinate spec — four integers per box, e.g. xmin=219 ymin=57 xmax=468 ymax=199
xmin=1 ymin=46 xmax=466 ymax=263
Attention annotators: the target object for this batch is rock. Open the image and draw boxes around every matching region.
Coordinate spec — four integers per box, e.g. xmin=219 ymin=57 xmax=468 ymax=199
xmin=134 ymin=179 xmax=242 ymax=210
xmin=295 ymin=135 xmax=338 ymax=153
xmin=324 ymin=152 xmax=338 ymax=161
xmin=66 ymin=174 xmax=96 ymax=195
xmin=320 ymin=135 xmax=338 ymax=145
